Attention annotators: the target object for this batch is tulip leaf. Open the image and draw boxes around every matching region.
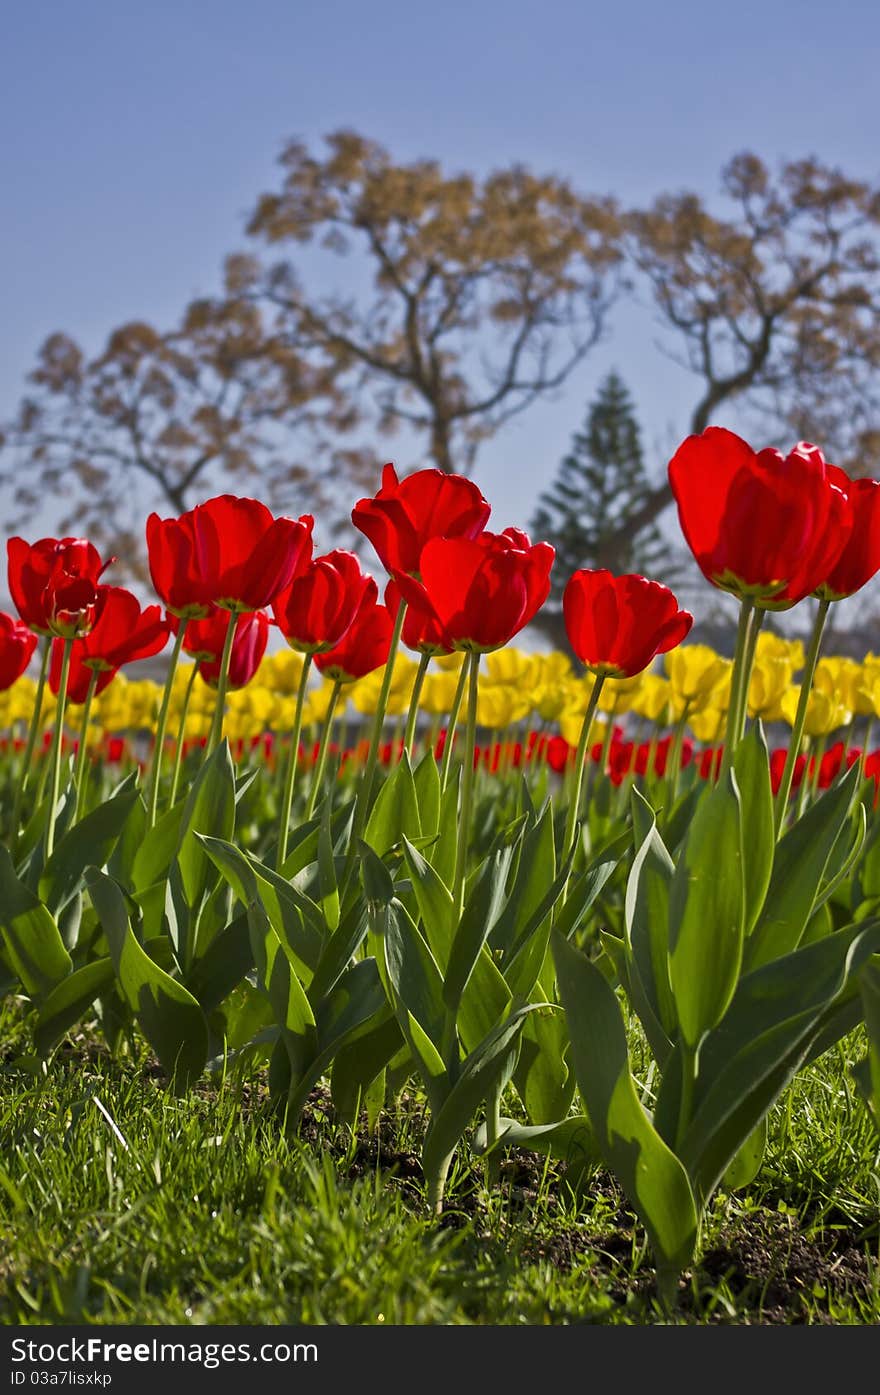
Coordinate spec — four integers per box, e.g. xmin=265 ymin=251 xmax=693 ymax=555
xmin=732 ymin=722 xmax=775 ymax=935
xmin=183 ymin=911 xmax=253 ymax=1014
xmin=39 ymin=783 xmax=141 ymax=917
xmin=444 ymin=846 xmax=513 ymax=1016
xmin=175 ymin=740 xmax=236 ymax=911
xmin=199 ymin=835 xmax=323 ymax=984
xmin=747 ymin=760 xmax=860 ymax=969
xmin=722 ymin=1119 xmax=767 ymax=1191
xmin=401 ymin=837 xmax=456 ymax=968
xmin=668 ymin=772 xmax=745 ymax=1049
xmin=680 ymin=918 xmax=880 ymax=1201
xmin=383 ymin=897 xmax=446 ymax=1046
xmin=473 ymin=1114 xmax=597 ymax=1172
xmin=331 ymin=1013 xmax=404 ymax=1128
xmin=625 ymin=796 xmax=676 ymax=1042
xmin=34 ymin=956 xmax=116 ymax=1056
xmin=489 ymin=804 xmax=556 ymax=959
xmin=85 ymin=866 xmax=208 ymax=1092
xmin=246 ymin=898 xmax=317 ymax=1085
xmin=363 ymin=754 xmax=421 ymax=856
xmin=512 ymin=1002 xmax=574 ymax=1124
xmin=0 ymin=845 xmax=72 ymax=997
xmin=131 ymin=798 xmax=187 ymax=892
xmin=421 ymin=1006 xmax=534 ymax=1194
xmin=853 ymin=960 xmax=880 ymax=1133
xmin=552 ymin=929 xmax=698 ymax=1276
xmin=412 ymin=751 xmax=441 ymax=839
xmin=285 ymin=958 xmax=391 ymax=1120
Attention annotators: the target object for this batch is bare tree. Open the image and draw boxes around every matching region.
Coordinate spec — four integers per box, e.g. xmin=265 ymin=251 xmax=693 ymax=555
xmin=225 ymin=128 xmax=623 ymax=478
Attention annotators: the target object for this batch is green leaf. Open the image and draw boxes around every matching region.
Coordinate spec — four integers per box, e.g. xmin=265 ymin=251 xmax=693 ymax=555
xmin=401 ymin=837 xmax=455 ymax=968
xmin=512 ymin=1003 xmax=574 ymax=1124
xmin=246 ymin=898 xmax=316 ymax=1084
xmin=359 ymin=840 xmax=396 ymax=907
xmin=747 ymin=760 xmax=860 ymax=969
xmin=681 ymin=918 xmax=880 ymax=1200
xmin=363 ymin=755 xmax=421 ymax=856
xmin=474 ymin=1115 xmax=596 ymax=1171
xmin=131 ymin=798 xmax=186 ymax=892
xmin=421 ymin=1007 xmax=534 ymax=1194
xmin=722 ymin=1119 xmax=767 ymax=1191
xmin=412 ymin=751 xmax=441 ymax=839
xmin=489 ymin=804 xmax=556 ymax=959
xmin=331 ymin=1014 xmax=403 ymax=1128
xmin=199 ymin=836 xmax=323 ymax=984
xmin=85 ymin=867 xmax=208 ymax=1091
xmin=0 ymin=845 xmax=71 ymax=997
xmin=732 ymin=722 xmax=774 ymax=935
xmin=443 ymin=846 xmax=513 ymax=1015
xmin=39 ymin=783 xmax=141 ymax=916
xmin=552 ymin=930 xmax=698 ymax=1275
xmin=624 ymin=797 xmax=676 ymax=1041
xmin=383 ymin=899 xmax=446 ymax=1053
xmin=668 ymin=772 xmax=745 ymax=1049
xmin=34 ymin=957 xmax=116 ymax=1056
xmin=184 ymin=911 xmax=253 ymax=1014
xmin=855 ymin=958 xmax=880 ymax=1133
xmin=175 ymin=740 xmax=236 ymax=911
xmin=317 ymin=802 xmax=340 ymax=931
xmin=427 ymin=775 xmax=459 ymax=889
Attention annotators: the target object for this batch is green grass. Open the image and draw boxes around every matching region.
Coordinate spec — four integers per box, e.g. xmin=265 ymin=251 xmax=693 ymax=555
xmin=1 ymin=1000 xmax=879 ymax=1326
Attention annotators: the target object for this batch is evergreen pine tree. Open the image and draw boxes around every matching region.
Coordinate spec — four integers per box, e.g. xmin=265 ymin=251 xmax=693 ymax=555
xmin=530 ymin=371 xmax=683 ymax=642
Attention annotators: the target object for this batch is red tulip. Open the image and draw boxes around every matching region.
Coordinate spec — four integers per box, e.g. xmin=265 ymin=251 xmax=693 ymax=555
xmin=48 ymin=588 xmax=170 ymax=701
xmin=197 ymin=610 xmax=269 ymax=689
xmin=384 ymin=579 xmax=454 ymax=655
xmin=769 ymin=747 xmax=808 ymax=796
xmin=313 ymin=599 xmax=394 ymax=683
xmin=272 ymin=550 xmax=377 ymax=654
xmin=0 ymin=611 xmax=38 ymax=689
xmin=8 ymin=535 xmax=112 ymax=637
xmin=563 ymin=569 xmax=693 ymax=678
xmin=352 ymin=463 xmax=491 ymax=578
xmin=6 ymin=532 xmax=110 ymax=638
xmin=397 ymin=529 xmax=554 ymax=652
xmin=147 ymin=496 xmax=313 ymax=615
xmin=668 ymin=428 xmax=852 ymax=610
xmin=816 ymin=469 xmax=880 ymax=601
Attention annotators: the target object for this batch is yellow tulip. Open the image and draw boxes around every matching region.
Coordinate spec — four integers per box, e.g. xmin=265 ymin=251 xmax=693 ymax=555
xmin=420 ymin=670 xmax=463 ymax=716
xmin=665 ymin=645 xmax=731 ymax=709
xmin=628 ymin=674 xmax=672 ymax=724
xmin=779 ymin=685 xmax=850 ymax=737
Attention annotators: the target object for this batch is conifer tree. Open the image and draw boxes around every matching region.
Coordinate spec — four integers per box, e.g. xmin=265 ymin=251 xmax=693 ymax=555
xmin=531 ymin=371 xmax=682 ymax=643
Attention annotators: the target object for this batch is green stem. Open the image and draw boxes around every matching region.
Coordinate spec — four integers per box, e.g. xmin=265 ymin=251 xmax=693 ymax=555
xmin=305 ymin=680 xmax=342 ymax=821
xmin=719 ymin=599 xmax=755 ymax=781
xmin=453 ymin=652 xmax=481 ymax=919
xmin=276 ymin=652 xmax=313 ymax=869
xmin=732 ymin=606 xmax=765 ymax=749
xmin=666 ymin=701 xmax=692 ymax=807
xmin=348 ymin=602 xmax=406 ymax=850
xmin=484 ymin=1082 xmax=503 ymax=1189
xmin=773 ymin=598 xmax=831 ymax=835
xmin=168 ymin=662 xmax=200 ymax=809
xmin=146 ymin=621 xmax=186 ymax=829
xmin=562 ymin=672 xmax=606 ymax=863
xmin=45 ymin=638 xmax=73 ymax=861
xmin=9 ymin=636 xmax=51 ymax=845
xmin=403 ymin=650 xmax=431 ymax=759
xmin=205 ymin=610 xmax=239 ymax=757
xmin=440 ymin=660 xmax=469 ymax=790
xmin=860 ymin=716 xmax=874 ymax=779
xmin=72 ymin=668 xmax=100 ymax=822
xmin=675 ymin=1044 xmax=699 ymax=1154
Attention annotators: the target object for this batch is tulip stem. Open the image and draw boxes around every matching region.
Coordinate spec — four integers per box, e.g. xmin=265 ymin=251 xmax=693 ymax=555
xmin=773 ymin=598 xmax=831 ymax=836
xmin=45 ymin=638 xmax=73 ymax=861
xmin=168 ymin=662 xmax=200 ymax=809
xmin=72 ymin=668 xmax=100 ymax=823
xmin=665 ymin=701 xmax=691 ymax=808
xmin=146 ymin=622 xmax=186 ymax=828
xmin=9 ymin=636 xmax=51 ymax=847
xmin=305 ymin=679 xmax=342 ymax=821
xmin=403 ymin=651 xmax=431 ymax=759
xmin=440 ymin=661 xmax=469 ymax=790
xmin=453 ymin=651 xmax=481 ymax=919
xmin=562 ymin=671 xmax=606 ymax=865
xmin=719 ymin=599 xmax=756 ymax=782
xmin=205 ymin=610 xmax=238 ymax=757
xmin=276 ymin=652 xmax=313 ymax=869
xmin=347 ymin=601 xmax=407 ymax=855
xmin=860 ymin=717 xmax=874 ymax=780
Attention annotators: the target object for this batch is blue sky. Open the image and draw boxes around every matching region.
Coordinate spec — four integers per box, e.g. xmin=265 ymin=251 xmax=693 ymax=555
xmin=2 ymin=0 xmax=879 ymax=620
